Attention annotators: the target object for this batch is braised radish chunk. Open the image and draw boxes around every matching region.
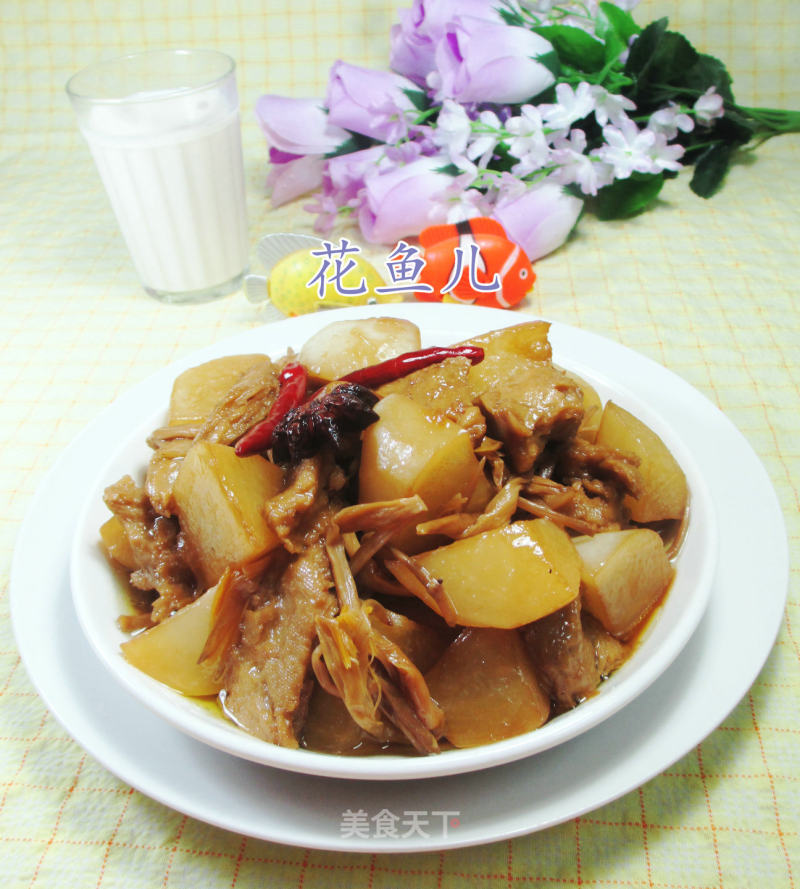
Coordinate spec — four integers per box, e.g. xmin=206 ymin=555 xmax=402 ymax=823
xmin=425 ymin=627 xmax=550 ymax=747
xmin=98 ymin=317 xmax=690 ymax=756
xmin=298 ymin=317 xmax=421 ymax=380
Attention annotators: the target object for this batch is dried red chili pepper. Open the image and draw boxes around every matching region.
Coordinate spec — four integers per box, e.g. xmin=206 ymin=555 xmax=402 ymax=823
xmin=341 ymin=345 xmax=484 ymax=389
xmin=234 ymin=362 xmax=308 ymax=456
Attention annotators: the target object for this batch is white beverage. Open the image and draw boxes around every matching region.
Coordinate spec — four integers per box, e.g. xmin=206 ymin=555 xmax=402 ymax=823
xmin=68 ymin=51 xmax=249 ymax=304
xmin=84 ymin=107 xmax=248 ymax=298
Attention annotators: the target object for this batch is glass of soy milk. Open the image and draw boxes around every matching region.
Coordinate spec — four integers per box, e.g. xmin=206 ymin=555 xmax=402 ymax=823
xmin=67 ymin=50 xmax=249 ymax=304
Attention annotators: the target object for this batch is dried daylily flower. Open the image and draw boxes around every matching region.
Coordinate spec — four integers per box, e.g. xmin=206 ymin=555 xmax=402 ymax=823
xmin=311 ymin=534 xmax=444 ymax=753
xmin=383 ymin=547 xmax=458 ymax=627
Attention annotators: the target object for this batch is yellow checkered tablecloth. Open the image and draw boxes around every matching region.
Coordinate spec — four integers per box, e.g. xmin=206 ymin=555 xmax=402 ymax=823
xmin=1 ymin=0 xmax=798 ymax=885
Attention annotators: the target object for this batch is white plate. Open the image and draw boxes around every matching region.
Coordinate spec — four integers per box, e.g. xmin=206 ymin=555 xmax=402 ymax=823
xmin=10 ymin=305 xmax=788 ymax=852
xmin=68 ymin=305 xmax=717 ymax=781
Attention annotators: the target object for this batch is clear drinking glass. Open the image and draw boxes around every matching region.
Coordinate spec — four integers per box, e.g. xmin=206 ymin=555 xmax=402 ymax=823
xmin=67 ymin=49 xmax=249 ymax=304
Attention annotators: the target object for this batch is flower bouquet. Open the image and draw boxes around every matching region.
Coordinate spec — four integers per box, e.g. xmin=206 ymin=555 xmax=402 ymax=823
xmin=256 ymin=0 xmax=799 ymax=262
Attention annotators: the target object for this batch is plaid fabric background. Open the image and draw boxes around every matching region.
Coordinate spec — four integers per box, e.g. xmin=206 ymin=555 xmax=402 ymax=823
xmin=1 ymin=0 xmax=798 ymax=886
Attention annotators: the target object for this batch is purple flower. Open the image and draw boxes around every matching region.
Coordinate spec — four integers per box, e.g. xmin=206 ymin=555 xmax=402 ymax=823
xmin=304 ymin=147 xmax=392 ymax=233
xmin=384 ymin=139 xmax=428 ymax=164
xmin=255 ymin=95 xmax=348 ymax=155
xmin=325 ymin=146 xmax=388 ymax=204
xmin=430 ymin=17 xmax=556 ymax=105
xmin=326 ymin=61 xmax=418 ymax=143
xmin=304 ymin=191 xmax=342 ymax=236
xmin=357 ymin=155 xmax=453 ymax=243
xmin=492 ymin=181 xmax=583 ymax=260
xmin=267 ymin=155 xmax=325 ymax=207
xmin=389 ymin=0 xmax=504 ymax=84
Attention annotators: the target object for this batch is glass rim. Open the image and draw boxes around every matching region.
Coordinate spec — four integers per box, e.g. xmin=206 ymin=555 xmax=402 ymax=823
xmin=65 ymin=48 xmax=236 ymax=105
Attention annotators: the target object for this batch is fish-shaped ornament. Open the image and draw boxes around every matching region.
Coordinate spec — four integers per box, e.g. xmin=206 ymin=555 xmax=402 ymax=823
xmin=413 ymin=218 xmax=535 ymax=308
xmin=244 ymin=232 xmax=400 ymax=320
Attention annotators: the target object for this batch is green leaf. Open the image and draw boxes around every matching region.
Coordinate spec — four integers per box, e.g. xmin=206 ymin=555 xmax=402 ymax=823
xmin=402 ymin=88 xmax=429 ymax=112
xmin=535 ymin=49 xmax=562 ymax=80
xmin=324 ymin=132 xmax=376 ymax=159
xmin=563 ymin=182 xmax=585 ymax=200
xmin=497 ymin=5 xmax=526 ymax=28
xmin=740 ymin=106 xmax=800 ymax=135
xmin=588 ymin=31 xmax=627 ymax=88
xmin=623 ymin=17 xmax=669 ymax=84
xmin=592 ymin=173 xmax=665 ymax=220
xmin=681 ymin=51 xmax=735 ymax=104
xmin=719 ymin=112 xmax=756 ymax=144
xmin=680 ymin=112 xmax=753 ymax=173
xmin=602 ymin=69 xmax=635 ymax=93
xmin=532 ymin=25 xmax=605 ymax=73
xmin=433 ymin=163 xmax=463 ymax=177
xmin=625 ymin=21 xmax=701 ymax=108
xmin=689 ymin=142 xmax=733 ymax=198
xmin=597 ymin=2 xmax=641 ymax=43
xmin=602 ymin=31 xmax=626 ymax=66
xmin=714 ymin=106 xmax=756 ymax=141
xmin=486 ymin=145 xmax=518 ymax=175
xmin=622 ymin=17 xmax=746 ymax=124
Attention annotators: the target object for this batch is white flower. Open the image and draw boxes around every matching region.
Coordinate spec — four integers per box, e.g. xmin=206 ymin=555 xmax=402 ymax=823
xmin=428 ymin=172 xmax=491 ymax=224
xmin=590 ymin=85 xmax=637 ymax=126
xmin=488 ymin=170 xmax=529 ymax=202
xmin=694 ymin=86 xmax=725 ymax=125
xmin=447 ymin=188 xmax=488 ymax=225
xmin=593 ymin=116 xmax=658 ymax=178
xmin=648 ymin=102 xmax=695 ymax=139
xmin=467 ymin=109 xmax=503 ymax=168
xmin=646 ymin=130 xmax=685 ymax=172
xmin=505 ymin=104 xmax=551 ymax=177
xmin=540 ymin=82 xmax=596 ymax=133
xmin=550 ymin=129 xmax=615 ymax=196
xmin=431 ymin=99 xmax=474 ymax=171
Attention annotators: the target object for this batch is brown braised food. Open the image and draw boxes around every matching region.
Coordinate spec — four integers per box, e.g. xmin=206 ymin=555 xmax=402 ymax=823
xmin=99 ymin=318 xmax=689 ymax=755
